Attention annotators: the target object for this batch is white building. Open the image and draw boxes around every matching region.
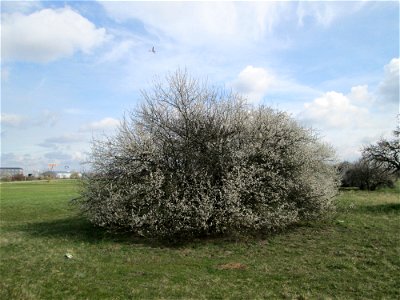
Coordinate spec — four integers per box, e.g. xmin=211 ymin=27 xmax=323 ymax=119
xmin=54 ymin=171 xmax=72 ymax=179
xmin=0 ymin=167 xmax=23 ymax=178
xmin=52 ymin=171 xmax=82 ymax=179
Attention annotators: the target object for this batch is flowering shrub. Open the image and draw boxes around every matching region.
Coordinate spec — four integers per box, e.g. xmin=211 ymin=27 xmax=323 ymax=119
xmin=77 ymin=70 xmax=339 ymax=240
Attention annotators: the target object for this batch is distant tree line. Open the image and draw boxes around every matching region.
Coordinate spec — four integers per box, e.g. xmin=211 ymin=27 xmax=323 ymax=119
xmin=338 ymin=125 xmax=399 ymax=190
xmin=0 ymin=171 xmax=82 ymax=182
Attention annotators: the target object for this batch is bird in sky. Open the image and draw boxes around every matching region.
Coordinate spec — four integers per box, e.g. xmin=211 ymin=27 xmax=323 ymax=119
xmin=149 ymin=46 xmax=156 ymax=53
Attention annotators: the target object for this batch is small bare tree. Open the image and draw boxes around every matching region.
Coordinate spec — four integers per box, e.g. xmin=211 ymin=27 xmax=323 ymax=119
xmin=77 ymin=70 xmax=339 ymax=240
xmin=340 ymin=158 xmax=395 ymax=190
xmin=362 ymin=126 xmax=400 ymax=175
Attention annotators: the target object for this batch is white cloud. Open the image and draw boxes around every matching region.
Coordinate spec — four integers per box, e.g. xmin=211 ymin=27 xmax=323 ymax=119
xmin=348 ymin=85 xmax=373 ymax=104
xmin=80 ymin=117 xmax=120 ymax=131
xmin=301 ymin=90 xmax=369 ymax=128
xmin=296 ymin=2 xmax=337 ymax=27
xmin=1 ymin=66 xmax=10 ymax=81
xmin=100 ymin=1 xmax=367 ymax=53
xmin=296 ymin=2 xmax=366 ymax=27
xmin=0 ymin=113 xmax=27 ymax=128
xmin=98 ymin=40 xmax=137 ymax=63
xmin=297 ymin=58 xmax=399 ymax=161
xmin=0 ymin=151 xmax=85 ymax=172
xmin=299 ymin=57 xmax=399 ymax=129
xmin=231 ymin=65 xmax=321 ymax=106
xmin=378 ymin=58 xmax=399 ymax=105
xmin=0 ymin=153 xmax=41 ymax=169
xmin=44 ymin=151 xmax=72 ymax=161
xmin=2 ymin=7 xmax=107 ymax=62
xmin=1 ymin=1 xmax=42 ymax=14
xmin=232 ymin=66 xmax=277 ymax=103
xmin=39 ymin=134 xmax=86 ymax=148
xmin=71 ymin=151 xmax=85 ymax=162
xmin=64 ymin=108 xmax=85 ymax=115
xmin=101 ymin=2 xmax=284 ymax=47
xmin=35 ymin=110 xmax=59 ymax=127
xmin=0 ymin=111 xmax=59 ymax=129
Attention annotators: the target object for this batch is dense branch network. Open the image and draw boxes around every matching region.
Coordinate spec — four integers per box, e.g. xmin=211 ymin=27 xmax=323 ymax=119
xmin=362 ymin=128 xmax=400 ymax=175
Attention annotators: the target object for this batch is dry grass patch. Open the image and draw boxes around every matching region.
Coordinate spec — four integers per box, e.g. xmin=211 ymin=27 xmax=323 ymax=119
xmin=217 ymin=262 xmax=248 ymax=270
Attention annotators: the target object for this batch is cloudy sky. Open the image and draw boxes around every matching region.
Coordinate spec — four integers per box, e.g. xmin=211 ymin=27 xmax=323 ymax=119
xmin=1 ymin=1 xmax=399 ymax=173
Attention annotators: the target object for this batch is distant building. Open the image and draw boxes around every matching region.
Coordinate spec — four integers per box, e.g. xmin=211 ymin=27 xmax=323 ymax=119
xmin=49 ymin=171 xmax=82 ymax=179
xmin=0 ymin=167 xmax=23 ymax=178
xmin=54 ymin=171 xmax=72 ymax=179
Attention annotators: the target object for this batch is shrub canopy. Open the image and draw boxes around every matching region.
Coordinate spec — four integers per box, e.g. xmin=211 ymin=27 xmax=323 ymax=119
xmin=339 ymin=159 xmax=395 ymax=190
xmin=78 ymin=70 xmax=339 ymax=239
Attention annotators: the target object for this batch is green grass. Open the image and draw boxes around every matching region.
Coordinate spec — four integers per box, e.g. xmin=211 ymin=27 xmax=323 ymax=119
xmin=1 ymin=180 xmax=399 ymax=299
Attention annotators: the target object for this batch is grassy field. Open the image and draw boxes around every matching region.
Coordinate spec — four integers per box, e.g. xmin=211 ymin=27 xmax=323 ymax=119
xmin=1 ymin=180 xmax=399 ymax=299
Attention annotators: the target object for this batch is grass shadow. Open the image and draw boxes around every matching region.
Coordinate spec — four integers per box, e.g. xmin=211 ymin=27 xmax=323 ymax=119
xmin=10 ymin=216 xmax=253 ymax=248
xmin=358 ymin=203 xmax=400 ymax=214
xmin=10 ymin=215 xmax=331 ymax=249
xmin=11 ymin=216 xmax=168 ymax=248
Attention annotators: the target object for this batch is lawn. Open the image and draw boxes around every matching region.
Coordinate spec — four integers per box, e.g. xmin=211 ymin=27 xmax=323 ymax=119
xmin=1 ymin=180 xmax=399 ymax=299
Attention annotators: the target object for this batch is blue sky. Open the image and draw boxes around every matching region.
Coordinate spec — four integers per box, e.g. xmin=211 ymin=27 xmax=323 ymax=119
xmin=1 ymin=1 xmax=399 ymax=173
